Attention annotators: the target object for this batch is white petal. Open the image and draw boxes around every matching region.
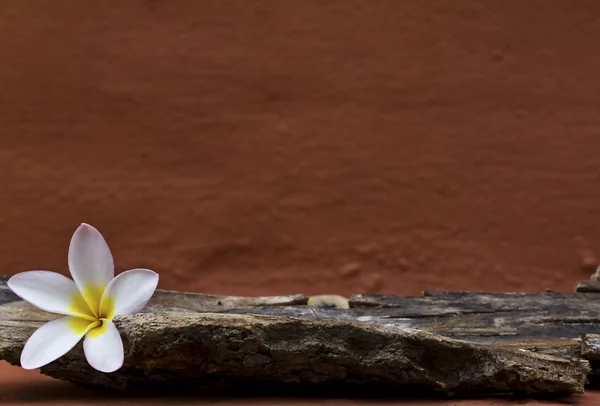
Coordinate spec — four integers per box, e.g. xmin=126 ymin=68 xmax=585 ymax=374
xmin=20 ymin=316 xmax=98 ymax=370
xmin=68 ymin=223 xmax=115 ymax=314
xmin=83 ymin=320 xmax=124 ymax=373
xmin=8 ymin=271 xmax=95 ymax=320
xmin=100 ymin=269 xmax=158 ymax=319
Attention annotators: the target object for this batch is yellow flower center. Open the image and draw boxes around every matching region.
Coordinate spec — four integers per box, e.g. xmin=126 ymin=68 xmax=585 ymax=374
xmin=68 ymin=284 xmax=116 ymax=335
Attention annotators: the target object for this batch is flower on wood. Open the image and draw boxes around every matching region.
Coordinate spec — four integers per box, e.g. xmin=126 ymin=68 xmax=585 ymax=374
xmin=8 ymin=223 xmax=159 ymax=373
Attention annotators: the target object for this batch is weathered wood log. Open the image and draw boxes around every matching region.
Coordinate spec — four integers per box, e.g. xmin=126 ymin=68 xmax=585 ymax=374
xmin=0 ymin=276 xmax=595 ymax=396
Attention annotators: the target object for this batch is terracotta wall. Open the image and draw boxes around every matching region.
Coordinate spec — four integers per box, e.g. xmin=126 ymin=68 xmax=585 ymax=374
xmin=1 ymin=0 xmax=599 ymax=297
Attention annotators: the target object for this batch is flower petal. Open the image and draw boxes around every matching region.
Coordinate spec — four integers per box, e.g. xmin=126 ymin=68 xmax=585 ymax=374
xmin=83 ymin=320 xmax=124 ymax=373
xmin=8 ymin=271 xmax=96 ymax=320
xmin=99 ymin=269 xmax=159 ymax=319
xmin=20 ymin=316 xmax=99 ymax=370
xmin=68 ymin=223 xmax=115 ymax=315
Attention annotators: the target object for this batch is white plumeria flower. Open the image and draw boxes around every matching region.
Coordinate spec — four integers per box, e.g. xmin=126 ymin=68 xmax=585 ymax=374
xmin=7 ymin=223 xmax=159 ymax=373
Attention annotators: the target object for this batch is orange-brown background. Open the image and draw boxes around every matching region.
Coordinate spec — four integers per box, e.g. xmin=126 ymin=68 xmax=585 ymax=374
xmin=2 ymin=0 xmax=599 ymax=297
xmin=1 ymin=1 xmax=600 ymax=404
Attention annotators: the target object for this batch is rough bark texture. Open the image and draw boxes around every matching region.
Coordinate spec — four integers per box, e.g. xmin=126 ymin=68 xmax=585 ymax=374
xmin=0 ymin=276 xmax=594 ymax=396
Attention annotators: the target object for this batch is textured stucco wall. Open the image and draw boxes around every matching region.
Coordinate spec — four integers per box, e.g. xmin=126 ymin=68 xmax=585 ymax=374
xmin=1 ymin=0 xmax=600 ymax=296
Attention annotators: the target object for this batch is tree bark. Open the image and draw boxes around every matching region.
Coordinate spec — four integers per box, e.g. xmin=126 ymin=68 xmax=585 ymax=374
xmin=0 ymin=276 xmax=594 ymax=396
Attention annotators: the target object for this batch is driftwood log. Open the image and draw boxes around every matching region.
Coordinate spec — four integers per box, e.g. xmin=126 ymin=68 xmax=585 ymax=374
xmin=1 ymin=275 xmax=599 ymax=397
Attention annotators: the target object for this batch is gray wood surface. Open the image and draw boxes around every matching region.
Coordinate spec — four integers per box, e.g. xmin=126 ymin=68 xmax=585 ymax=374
xmin=0 ymin=275 xmax=596 ymax=396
